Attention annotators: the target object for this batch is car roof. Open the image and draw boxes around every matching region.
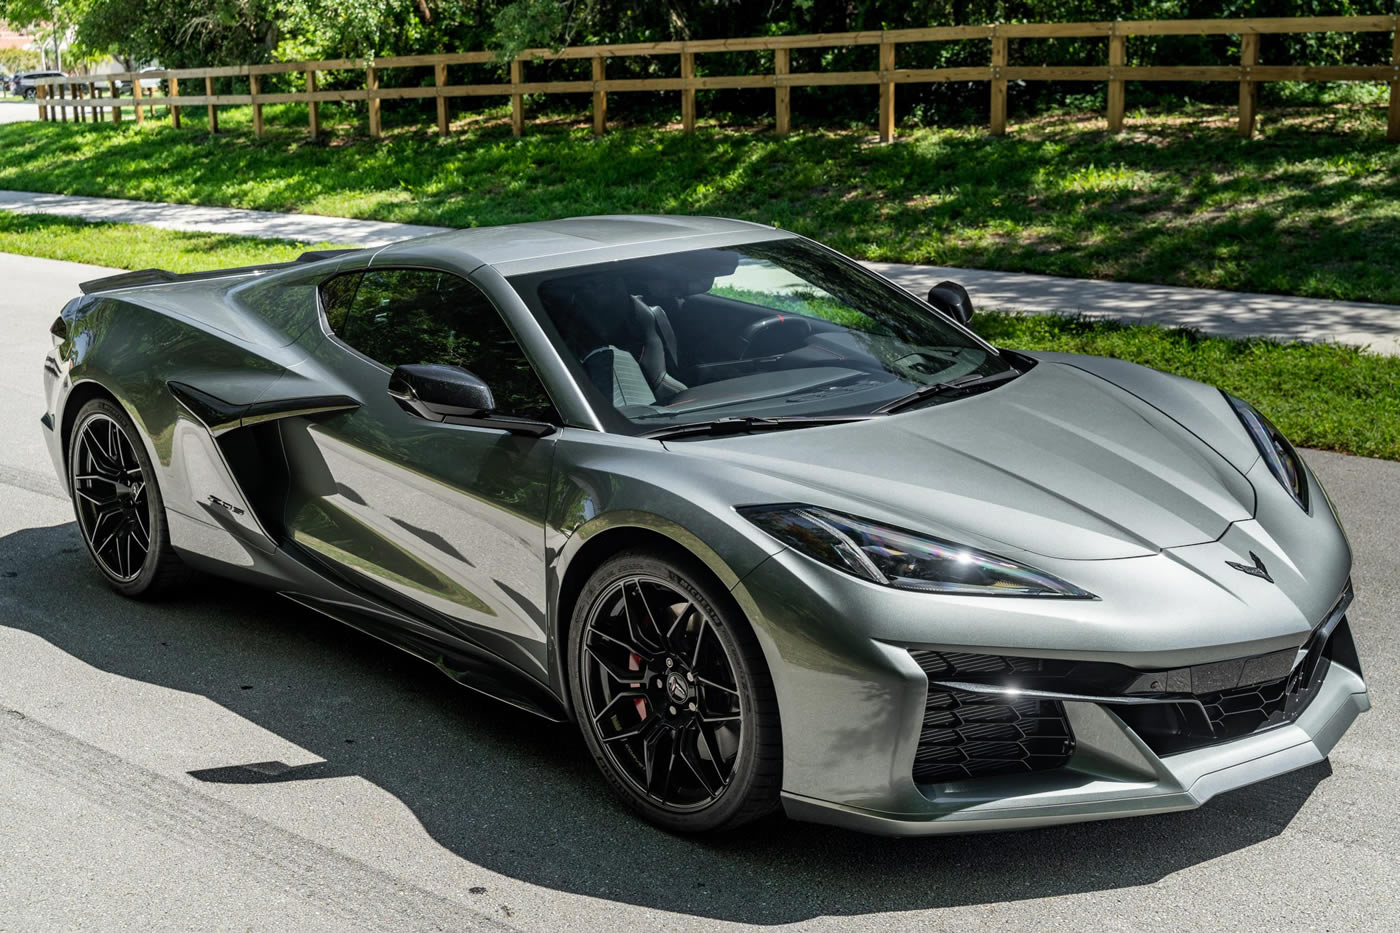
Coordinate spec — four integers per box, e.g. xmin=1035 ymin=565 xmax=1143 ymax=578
xmin=372 ymin=214 xmax=796 ymax=276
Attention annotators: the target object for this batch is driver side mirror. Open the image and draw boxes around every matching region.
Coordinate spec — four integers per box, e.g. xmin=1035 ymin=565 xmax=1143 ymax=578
xmin=388 ymin=364 xmax=554 ymax=438
xmin=926 ymin=280 xmax=974 ymax=327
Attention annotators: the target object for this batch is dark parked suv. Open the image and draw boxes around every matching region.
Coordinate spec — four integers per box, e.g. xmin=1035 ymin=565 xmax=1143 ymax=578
xmin=12 ymin=71 xmax=66 ymax=100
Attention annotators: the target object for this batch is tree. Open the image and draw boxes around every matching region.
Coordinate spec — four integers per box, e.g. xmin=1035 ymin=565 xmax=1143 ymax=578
xmin=0 ymin=0 xmax=85 ymax=69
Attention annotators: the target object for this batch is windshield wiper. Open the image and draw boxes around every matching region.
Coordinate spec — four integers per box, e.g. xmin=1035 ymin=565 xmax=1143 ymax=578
xmin=873 ymin=369 xmax=1022 ymax=415
xmin=643 ymin=415 xmax=872 ymax=441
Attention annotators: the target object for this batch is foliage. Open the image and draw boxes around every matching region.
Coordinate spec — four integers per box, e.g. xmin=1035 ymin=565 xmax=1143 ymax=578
xmin=1 ymin=0 xmax=1393 ymax=117
xmin=0 ymin=103 xmax=1395 ymax=304
xmin=0 ymin=48 xmax=41 ymax=72
xmin=75 ymin=0 xmax=282 ymax=68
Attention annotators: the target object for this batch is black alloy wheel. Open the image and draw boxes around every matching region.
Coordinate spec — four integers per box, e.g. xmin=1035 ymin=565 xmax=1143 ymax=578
xmin=570 ymin=550 xmax=781 ymax=833
xmin=68 ymin=398 xmax=187 ymax=597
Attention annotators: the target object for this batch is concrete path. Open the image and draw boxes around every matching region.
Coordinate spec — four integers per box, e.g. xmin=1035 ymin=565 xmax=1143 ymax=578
xmin=3 ymin=187 xmax=1397 ymax=354
xmin=0 ymin=189 xmax=446 ymax=247
xmin=868 ymin=263 xmax=1400 ymax=357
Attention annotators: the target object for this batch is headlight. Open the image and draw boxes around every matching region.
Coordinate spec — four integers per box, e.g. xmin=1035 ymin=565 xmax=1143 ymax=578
xmin=738 ymin=505 xmax=1095 ymax=598
xmin=1225 ymin=393 xmax=1309 ymax=511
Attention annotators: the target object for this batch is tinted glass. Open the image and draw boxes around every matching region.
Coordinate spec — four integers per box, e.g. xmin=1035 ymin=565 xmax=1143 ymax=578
xmin=509 ymin=238 xmax=1014 ymax=434
xmin=325 ymin=268 xmax=556 ymax=422
xmin=319 ymin=272 xmax=360 ymax=333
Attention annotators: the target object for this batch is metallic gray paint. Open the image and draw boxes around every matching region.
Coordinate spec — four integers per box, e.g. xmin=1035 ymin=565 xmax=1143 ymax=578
xmin=38 ymin=214 xmax=1367 ymax=834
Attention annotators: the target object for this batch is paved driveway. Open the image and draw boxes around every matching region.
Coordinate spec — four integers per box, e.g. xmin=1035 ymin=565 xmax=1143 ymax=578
xmin=0 ymin=101 xmax=37 ymax=124
xmin=1 ymin=251 xmax=1397 ymax=931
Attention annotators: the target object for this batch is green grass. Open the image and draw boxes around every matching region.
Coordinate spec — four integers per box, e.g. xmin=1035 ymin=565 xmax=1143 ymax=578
xmin=2 ymin=211 xmax=1393 ymax=462
xmin=0 ymin=101 xmax=1397 ymax=304
xmin=0 ymin=211 xmax=344 ymax=271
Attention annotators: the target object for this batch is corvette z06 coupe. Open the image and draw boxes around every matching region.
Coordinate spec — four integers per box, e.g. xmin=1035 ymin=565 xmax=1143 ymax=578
xmin=39 ymin=216 xmax=1368 ymax=835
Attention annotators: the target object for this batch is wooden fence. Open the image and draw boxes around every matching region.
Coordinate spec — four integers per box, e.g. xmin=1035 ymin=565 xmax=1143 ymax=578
xmin=31 ymin=15 xmax=1400 ymax=143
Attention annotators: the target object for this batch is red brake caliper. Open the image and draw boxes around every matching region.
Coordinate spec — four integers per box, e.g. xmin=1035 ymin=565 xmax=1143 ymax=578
xmin=629 ymin=652 xmax=647 ymax=719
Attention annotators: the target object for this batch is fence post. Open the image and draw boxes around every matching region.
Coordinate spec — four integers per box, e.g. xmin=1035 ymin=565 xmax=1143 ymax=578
xmin=510 ymin=59 xmax=524 ymax=137
xmin=681 ymin=51 xmax=696 ymax=133
xmin=57 ymin=83 xmax=66 ymax=123
xmin=36 ymin=84 xmax=46 ymax=121
xmin=206 ymin=76 xmax=218 ymax=133
xmin=878 ymin=41 xmax=896 ymax=142
xmin=1107 ymin=31 xmax=1126 ymax=131
xmin=109 ymin=80 xmax=120 ymax=122
xmin=306 ymin=70 xmax=320 ymax=140
xmin=1388 ymin=19 xmax=1398 ymax=143
xmin=435 ymin=62 xmax=449 ymax=136
xmin=775 ymin=47 xmax=790 ymax=135
xmin=367 ymin=66 xmax=381 ymax=138
xmin=990 ymin=30 xmax=1008 ymax=135
xmin=170 ymin=77 xmax=180 ymax=128
xmin=1239 ymin=32 xmax=1260 ymax=138
xmin=74 ymin=82 xmax=84 ymax=123
xmin=592 ymin=55 xmax=606 ymax=135
xmin=132 ymin=76 xmax=144 ymax=124
xmin=250 ymin=74 xmax=264 ymax=136
xmin=89 ymin=81 xmax=97 ymax=122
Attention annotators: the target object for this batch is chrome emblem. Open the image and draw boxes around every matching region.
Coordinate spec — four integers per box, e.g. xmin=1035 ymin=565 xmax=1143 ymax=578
xmin=1226 ymin=551 xmax=1273 ymax=583
xmin=665 ymin=672 xmax=690 ymax=704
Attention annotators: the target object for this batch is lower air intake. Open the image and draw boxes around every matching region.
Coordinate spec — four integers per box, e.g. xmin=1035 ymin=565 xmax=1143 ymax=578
xmin=911 ymin=652 xmax=1075 ymax=784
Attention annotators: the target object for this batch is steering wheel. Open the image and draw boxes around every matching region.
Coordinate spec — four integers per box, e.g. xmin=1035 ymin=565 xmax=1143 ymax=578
xmin=738 ymin=315 xmax=813 ymax=360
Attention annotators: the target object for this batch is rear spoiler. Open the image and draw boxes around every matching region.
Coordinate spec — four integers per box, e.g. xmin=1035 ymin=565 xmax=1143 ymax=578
xmin=78 ymin=247 xmax=364 ymax=295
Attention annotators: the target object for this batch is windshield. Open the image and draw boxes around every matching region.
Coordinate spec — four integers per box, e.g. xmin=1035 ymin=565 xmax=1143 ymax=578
xmin=509 ymin=238 xmax=1017 ymax=435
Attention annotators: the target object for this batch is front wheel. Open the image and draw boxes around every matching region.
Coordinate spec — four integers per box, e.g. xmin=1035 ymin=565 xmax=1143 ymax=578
xmin=569 ymin=549 xmax=782 ymax=833
xmin=68 ymin=397 xmax=188 ymax=598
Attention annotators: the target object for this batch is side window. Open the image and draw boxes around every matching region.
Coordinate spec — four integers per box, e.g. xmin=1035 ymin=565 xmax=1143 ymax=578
xmin=319 ymin=272 xmax=361 ymax=334
xmin=325 ymin=268 xmax=556 ymax=423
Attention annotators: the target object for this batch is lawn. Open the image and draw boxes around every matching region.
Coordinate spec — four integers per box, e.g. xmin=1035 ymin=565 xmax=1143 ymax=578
xmin=0 ymin=100 xmax=1396 ymax=304
xmin=0 ymin=211 xmax=343 ymax=272
xmin=3 ymin=212 xmax=1394 ymax=462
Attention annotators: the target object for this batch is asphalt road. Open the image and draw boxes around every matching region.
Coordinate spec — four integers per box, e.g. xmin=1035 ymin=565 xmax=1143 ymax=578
xmin=1 ymin=250 xmax=1397 ymax=932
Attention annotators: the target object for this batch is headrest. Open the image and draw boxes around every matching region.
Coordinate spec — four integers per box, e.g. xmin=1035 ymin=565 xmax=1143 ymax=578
xmin=538 ymin=273 xmax=635 ymax=336
xmin=626 ymin=273 xmax=715 ymax=299
xmin=623 ymin=249 xmax=741 ymax=299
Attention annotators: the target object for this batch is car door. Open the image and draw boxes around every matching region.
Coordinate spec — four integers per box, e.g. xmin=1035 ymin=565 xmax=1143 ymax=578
xmin=282 ymin=265 xmax=560 ymax=679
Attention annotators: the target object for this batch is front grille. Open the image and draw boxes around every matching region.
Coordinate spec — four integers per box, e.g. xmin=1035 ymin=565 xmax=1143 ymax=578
xmin=1148 ymin=640 xmax=1334 ymax=752
xmin=907 ymin=589 xmax=1353 ymax=780
xmin=911 ymin=652 xmax=1075 ymax=784
xmin=1199 ymin=677 xmax=1291 ymax=738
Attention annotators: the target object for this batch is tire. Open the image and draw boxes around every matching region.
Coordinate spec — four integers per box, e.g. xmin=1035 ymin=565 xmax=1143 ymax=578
xmin=568 ymin=548 xmax=782 ymax=833
xmin=23 ymin=88 xmax=35 ymax=100
xmin=67 ymin=397 xmax=189 ymax=599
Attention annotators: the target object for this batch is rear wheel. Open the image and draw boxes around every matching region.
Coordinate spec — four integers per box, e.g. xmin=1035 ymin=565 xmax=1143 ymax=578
xmin=569 ymin=549 xmax=782 ymax=833
xmin=68 ymin=398 xmax=188 ymax=598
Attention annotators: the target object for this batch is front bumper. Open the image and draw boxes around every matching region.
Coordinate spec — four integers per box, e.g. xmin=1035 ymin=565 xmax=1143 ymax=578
xmin=781 ymin=655 xmax=1367 ymax=836
xmin=732 ymin=542 xmax=1368 ymax=836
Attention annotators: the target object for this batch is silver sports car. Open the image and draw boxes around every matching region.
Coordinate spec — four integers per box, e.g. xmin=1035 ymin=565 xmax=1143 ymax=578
xmin=39 ymin=216 xmax=1368 ymax=835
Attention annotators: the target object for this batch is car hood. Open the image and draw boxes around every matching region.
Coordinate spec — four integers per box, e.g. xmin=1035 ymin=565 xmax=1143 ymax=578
xmin=677 ymin=361 xmax=1258 ymax=560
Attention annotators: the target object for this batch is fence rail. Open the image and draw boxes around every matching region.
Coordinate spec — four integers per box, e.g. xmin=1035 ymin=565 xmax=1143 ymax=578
xmin=32 ymin=15 xmax=1400 ymax=143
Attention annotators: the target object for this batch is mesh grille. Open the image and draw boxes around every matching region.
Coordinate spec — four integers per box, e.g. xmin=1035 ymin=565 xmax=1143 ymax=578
xmin=1196 ymin=652 xmax=1331 ymax=743
xmin=910 ymin=651 xmax=1075 ymax=784
xmin=1199 ymin=678 xmax=1291 ymax=738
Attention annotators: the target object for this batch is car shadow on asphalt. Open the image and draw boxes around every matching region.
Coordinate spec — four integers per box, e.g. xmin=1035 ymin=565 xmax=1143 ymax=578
xmin=0 ymin=521 xmax=1331 ymax=925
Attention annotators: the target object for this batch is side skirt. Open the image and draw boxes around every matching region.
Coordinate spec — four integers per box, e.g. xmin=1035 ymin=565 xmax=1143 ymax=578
xmin=281 ymin=592 xmax=569 ymax=723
